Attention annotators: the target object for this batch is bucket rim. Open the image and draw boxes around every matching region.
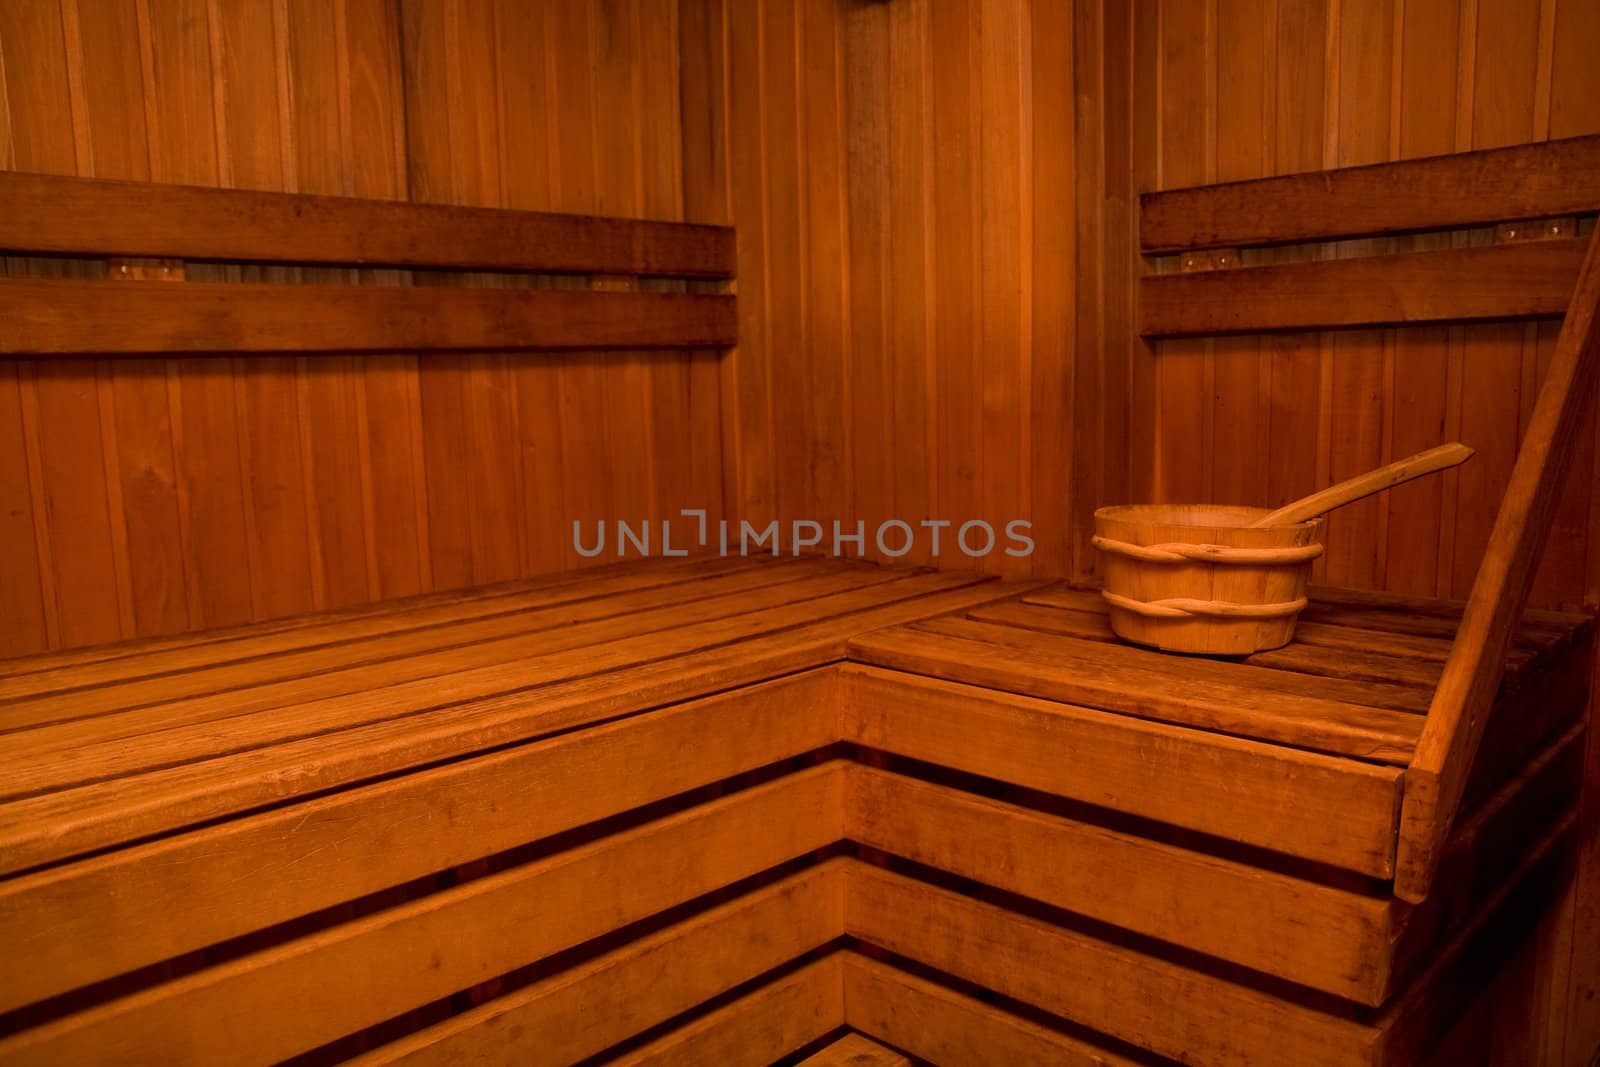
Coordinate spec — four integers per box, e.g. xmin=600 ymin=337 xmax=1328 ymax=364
xmin=1093 ymin=503 xmax=1322 ymax=532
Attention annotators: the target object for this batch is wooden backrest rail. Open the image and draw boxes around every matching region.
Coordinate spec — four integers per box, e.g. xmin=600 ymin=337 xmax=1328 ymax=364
xmin=1140 ymin=134 xmax=1600 ymax=252
xmin=0 ymin=170 xmax=734 ymax=277
xmin=1137 ymin=137 xmax=1600 ymax=903
xmin=1137 ymin=134 xmax=1600 ymax=340
xmin=0 ymin=171 xmax=737 ymax=355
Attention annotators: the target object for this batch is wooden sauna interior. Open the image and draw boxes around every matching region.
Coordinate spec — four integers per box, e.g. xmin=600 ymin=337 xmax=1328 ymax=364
xmin=3 ymin=1 xmax=1600 ymax=1064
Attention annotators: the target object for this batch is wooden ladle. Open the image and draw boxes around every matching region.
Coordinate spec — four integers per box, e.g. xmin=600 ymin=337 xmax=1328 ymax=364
xmin=1250 ymin=442 xmax=1475 ymax=527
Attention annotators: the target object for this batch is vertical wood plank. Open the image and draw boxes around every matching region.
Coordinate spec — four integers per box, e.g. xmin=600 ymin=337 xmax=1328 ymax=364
xmin=977 ymin=0 xmax=1029 ymax=574
xmin=1033 ymin=0 xmax=1074 ymax=577
xmin=762 ymin=0 xmax=811 ymax=534
xmin=724 ymin=0 xmax=776 ymax=530
xmin=843 ymin=0 xmax=891 ymax=563
xmin=930 ymin=0 xmax=982 ymax=552
xmin=879 ymin=0 xmax=936 ymax=567
xmin=800 ymin=0 xmax=851 ymax=546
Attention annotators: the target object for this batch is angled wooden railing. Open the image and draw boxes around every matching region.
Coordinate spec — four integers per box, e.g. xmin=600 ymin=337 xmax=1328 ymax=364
xmin=0 ymin=170 xmax=736 ymax=355
xmin=1393 ymin=230 xmax=1600 ymax=900
xmin=1138 ymin=134 xmax=1600 ymax=903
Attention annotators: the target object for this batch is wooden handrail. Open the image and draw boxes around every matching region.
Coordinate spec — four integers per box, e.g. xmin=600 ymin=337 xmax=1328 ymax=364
xmin=1394 ymin=230 xmax=1600 ymax=903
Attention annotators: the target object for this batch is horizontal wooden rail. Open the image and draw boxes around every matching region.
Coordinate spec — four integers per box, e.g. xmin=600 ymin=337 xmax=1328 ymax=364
xmin=841 ymin=955 xmax=1134 ymax=1067
xmin=0 ymin=170 xmax=735 ymax=277
xmin=1141 ymin=134 xmax=1600 ymax=252
xmin=843 ymin=765 xmax=1388 ymax=1003
xmin=606 ymin=956 xmax=844 ymax=1067
xmin=1395 ymin=230 xmax=1600 ymax=903
xmin=0 ymin=278 xmax=736 ymax=355
xmin=844 ymin=862 xmax=1372 ymax=1067
xmin=1138 ymin=239 xmax=1584 ymax=337
xmin=841 ymin=664 xmax=1402 ymax=876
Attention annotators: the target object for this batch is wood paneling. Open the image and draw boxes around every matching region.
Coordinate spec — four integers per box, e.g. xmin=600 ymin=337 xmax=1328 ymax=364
xmin=0 ymin=0 xmax=726 ymax=656
xmin=691 ymin=0 xmax=1127 ymax=577
xmin=1139 ymin=0 xmax=1600 ymax=612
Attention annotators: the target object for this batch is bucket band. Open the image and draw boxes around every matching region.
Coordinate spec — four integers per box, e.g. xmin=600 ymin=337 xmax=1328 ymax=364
xmin=1090 ymin=535 xmax=1325 ymax=566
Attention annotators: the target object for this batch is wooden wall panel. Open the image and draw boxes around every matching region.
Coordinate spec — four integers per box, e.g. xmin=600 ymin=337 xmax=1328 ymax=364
xmin=697 ymin=0 xmax=1112 ymax=576
xmin=1140 ymin=0 xmax=1599 ymax=613
xmin=0 ymin=0 xmax=724 ymax=656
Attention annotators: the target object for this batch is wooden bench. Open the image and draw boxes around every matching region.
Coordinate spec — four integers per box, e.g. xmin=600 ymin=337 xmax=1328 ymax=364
xmin=0 ymin=554 xmax=1589 ymax=1065
xmin=3 ymin=136 xmax=1599 ymax=1066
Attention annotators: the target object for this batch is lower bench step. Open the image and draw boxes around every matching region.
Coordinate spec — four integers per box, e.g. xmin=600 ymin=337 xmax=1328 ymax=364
xmin=798 ymin=1032 xmax=912 ymax=1066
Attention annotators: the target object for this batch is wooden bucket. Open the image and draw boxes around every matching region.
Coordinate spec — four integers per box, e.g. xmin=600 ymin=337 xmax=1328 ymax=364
xmin=1092 ymin=505 xmax=1325 ymax=654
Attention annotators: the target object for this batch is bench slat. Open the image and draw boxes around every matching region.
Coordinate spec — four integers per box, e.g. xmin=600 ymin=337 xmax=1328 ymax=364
xmin=0 ymin=764 xmax=844 ymax=1067
xmin=351 ymin=862 xmax=845 ymax=1067
xmin=847 ymin=624 xmax=1422 ymax=763
xmin=842 ymin=664 xmax=1403 ymax=877
xmin=605 ymin=955 xmax=844 ymax=1067
xmin=0 ymin=671 xmax=836 ymax=1014
xmin=0 ymin=558 xmax=828 ymax=729
xmin=0 ymin=573 xmax=1013 ymax=874
xmin=846 ymin=863 xmax=1375 ymax=1067
xmin=843 ymin=955 xmax=1141 ymax=1067
xmin=0 ymin=568 xmax=916 ymax=796
xmin=0 ymin=555 xmax=759 ymax=699
xmin=845 ymin=765 xmax=1391 ymax=1004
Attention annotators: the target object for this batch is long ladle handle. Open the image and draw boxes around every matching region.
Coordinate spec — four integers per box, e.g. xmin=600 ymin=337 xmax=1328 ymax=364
xmin=1249 ymin=442 xmax=1475 ymax=527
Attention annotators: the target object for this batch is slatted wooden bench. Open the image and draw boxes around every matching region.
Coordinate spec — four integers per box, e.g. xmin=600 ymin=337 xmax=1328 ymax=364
xmin=0 ymin=555 xmax=1035 ymax=1066
xmin=0 ymin=558 xmax=1588 ymax=1066
xmin=3 ymin=135 xmax=1599 ymax=1066
xmin=847 ymin=582 xmax=1592 ymax=1065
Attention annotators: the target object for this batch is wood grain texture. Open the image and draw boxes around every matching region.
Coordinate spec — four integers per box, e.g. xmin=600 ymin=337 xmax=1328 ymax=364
xmin=697 ymin=0 xmax=1108 ymax=578
xmin=0 ymin=0 xmax=730 ymax=654
xmin=348 ymin=861 xmax=847 ymax=1067
xmin=845 ymin=764 xmax=1392 ymax=1002
xmin=0 ymin=763 xmax=846 ymax=1066
xmin=842 ymin=955 xmax=1139 ymax=1067
xmin=605 ymin=955 xmax=845 ymax=1067
xmin=841 ymin=662 xmax=1404 ymax=877
xmin=0 ymin=168 xmax=734 ymax=275
xmin=1139 ymin=239 xmax=1585 ymax=337
xmin=0 ymin=667 xmax=837 ymax=1012
xmin=1141 ymin=133 xmax=1600 ymax=251
xmin=0 ymin=278 xmax=737 ymax=355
